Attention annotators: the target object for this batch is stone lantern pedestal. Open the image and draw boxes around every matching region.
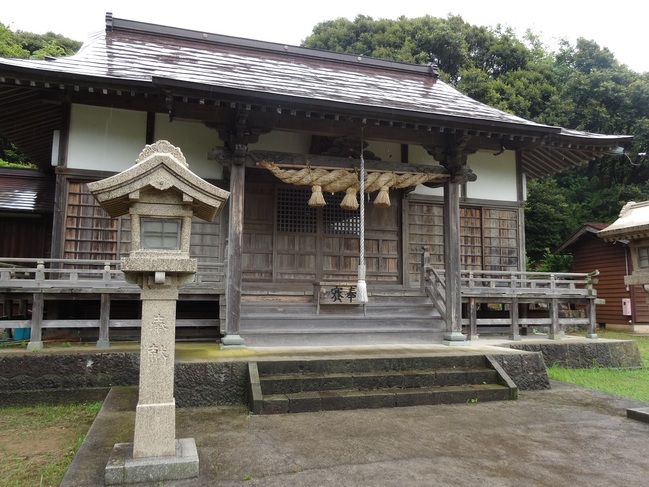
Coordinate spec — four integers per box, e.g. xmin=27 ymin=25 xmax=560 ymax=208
xmin=88 ymin=141 xmax=229 ymax=484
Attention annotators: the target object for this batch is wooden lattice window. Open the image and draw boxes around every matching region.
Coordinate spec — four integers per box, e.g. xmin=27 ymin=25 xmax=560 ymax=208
xmin=483 ymin=208 xmax=518 ymax=270
xmin=64 ymin=181 xmax=121 ymax=261
xmin=276 ymin=187 xmax=317 ymax=233
xmin=461 ymin=207 xmax=483 ymax=270
xmin=323 ymin=193 xmax=360 ymax=235
xmin=407 ymin=200 xmax=520 ymax=286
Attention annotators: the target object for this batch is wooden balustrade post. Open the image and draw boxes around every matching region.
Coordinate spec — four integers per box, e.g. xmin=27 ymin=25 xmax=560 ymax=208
xmin=509 ymin=274 xmax=520 ymax=341
xmin=549 ymin=298 xmax=562 ymax=340
xmin=468 ymin=297 xmax=478 ymax=341
xmin=510 ymin=297 xmax=520 ymax=341
xmin=26 ymin=293 xmax=44 ymax=351
xmin=587 ymin=298 xmax=598 ymax=339
xmin=420 ymin=246 xmax=430 ymax=294
xmin=98 ymin=293 xmax=111 ymax=348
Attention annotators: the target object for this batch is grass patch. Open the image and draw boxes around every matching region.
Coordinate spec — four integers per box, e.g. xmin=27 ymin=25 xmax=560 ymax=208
xmin=547 ymin=330 xmax=649 ymax=401
xmin=0 ymin=402 xmax=102 ymax=487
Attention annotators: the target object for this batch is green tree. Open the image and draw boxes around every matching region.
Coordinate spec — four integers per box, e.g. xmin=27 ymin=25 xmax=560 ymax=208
xmin=12 ymin=30 xmax=81 ymax=57
xmin=525 ymin=178 xmax=579 ymax=264
xmin=0 ymin=22 xmax=28 ymax=58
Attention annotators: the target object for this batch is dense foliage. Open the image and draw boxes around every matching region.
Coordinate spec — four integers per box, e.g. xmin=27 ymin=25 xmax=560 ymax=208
xmin=0 ymin=22 xmax=81 ymax=59
xmin=303 ymin=15 xmax=649 ymax=268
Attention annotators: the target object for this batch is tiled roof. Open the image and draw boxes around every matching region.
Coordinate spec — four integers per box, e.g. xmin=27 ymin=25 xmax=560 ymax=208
xmin=1 ymin=26 xmax=552 ymax=133
xmin=0 ymin=15 xmax=633 ymax=178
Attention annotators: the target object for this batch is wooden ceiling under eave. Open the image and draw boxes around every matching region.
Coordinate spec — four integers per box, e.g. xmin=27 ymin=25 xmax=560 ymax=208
xmin=0 ymin=85 xmax=63 ymax=173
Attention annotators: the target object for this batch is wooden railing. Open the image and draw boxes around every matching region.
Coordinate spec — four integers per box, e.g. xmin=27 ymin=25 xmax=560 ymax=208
xmin=0 ymin=258 xmax=226 ymax=349
xmin=421 ymin=248 xmax=599 ymax=340
xmin=0 ymin=258 xmax=226 ymax=291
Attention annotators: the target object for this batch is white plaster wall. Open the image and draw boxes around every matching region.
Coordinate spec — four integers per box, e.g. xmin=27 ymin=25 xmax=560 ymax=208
xmin=408 ymin=145 xmax=437 ymax=165
xmin=250 ymin=131 xmax=312 ymax=153
xmin=154 ymin=114 xmax=222 ymax=179
xmin=408 ymin=147 xmax=518 ymax=201
xmin=67 ymin=105 xmax=147 ymax=172
xmin=367 ymin=140 xmax=402 ymax=162
xmin=408 ymin=145 xmax=444 ymax=196
xmin=466 ymin=151 xmax=517 ymax=201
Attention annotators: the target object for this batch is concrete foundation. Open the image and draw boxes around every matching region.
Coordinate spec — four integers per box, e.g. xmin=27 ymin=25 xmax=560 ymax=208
xmin=105 ymin=438 xmax=199 ymax=485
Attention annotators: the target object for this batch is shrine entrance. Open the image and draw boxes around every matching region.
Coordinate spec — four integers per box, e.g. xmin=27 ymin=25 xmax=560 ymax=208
xmin=242 ymin=182 xmax=401 ymax=285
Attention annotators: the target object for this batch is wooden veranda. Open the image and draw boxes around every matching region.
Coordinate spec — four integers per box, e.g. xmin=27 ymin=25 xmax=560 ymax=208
xmin=0 ymin=253 xmax=599 ymax=348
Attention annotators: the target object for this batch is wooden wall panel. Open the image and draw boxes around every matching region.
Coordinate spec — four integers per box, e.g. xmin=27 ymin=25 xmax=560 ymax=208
xmin=64 ymin=182 xmax=119 ymax=261
xmin=244 ymin=183 xmax=400 ymax=283
xmin=0 ymin=216 xmax=52 ymax=258
xmin=406 ymin=199 xmax=520 ymax=287
xmin=572 ymin=236 xmax=628 ymax=326
xmin=242 ymin=183 xmax=274 ymax=281
xmin=63 ymin=180 xmax=223 ymax=265
xmin=632 ymin=284 xmax=649 ymax=325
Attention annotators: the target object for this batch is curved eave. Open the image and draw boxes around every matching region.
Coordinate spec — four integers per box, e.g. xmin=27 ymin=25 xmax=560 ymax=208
xmin=522 ymin=133 xmax=633 ymax=179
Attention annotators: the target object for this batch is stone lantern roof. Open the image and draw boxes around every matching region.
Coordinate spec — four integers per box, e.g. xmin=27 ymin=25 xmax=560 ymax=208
xmin=87 ymin=140 xmax=229 ymax=222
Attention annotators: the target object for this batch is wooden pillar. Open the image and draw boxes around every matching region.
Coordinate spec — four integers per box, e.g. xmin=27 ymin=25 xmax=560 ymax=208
xmin=587 ymin=298 xmax=598 ymax=339
xmin=443 ymin=180 xmax=466 ymax=345
xmin=27 ymin=293 xmax=44 ymax=351
xmin=98 ymin=293 xmax=111 ymax=348
xmin=509 ymin=297 xmax=520 ymax=341
xmin=222 ymin=158 xmax=246 ymax=348
xmin=420 ymin=246 xmax=430 ymax=294
xmin=468 ymin=297 xmax=478 ymax=340
xmin=549 ymin=298 xmax=562 ymax=340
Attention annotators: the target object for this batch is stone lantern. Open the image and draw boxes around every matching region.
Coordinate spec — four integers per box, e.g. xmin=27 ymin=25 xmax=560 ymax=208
xmin=88 ymin=140 xmax=229 ymax=484
xmin=599 ymin=201 xmax=649 ymax=293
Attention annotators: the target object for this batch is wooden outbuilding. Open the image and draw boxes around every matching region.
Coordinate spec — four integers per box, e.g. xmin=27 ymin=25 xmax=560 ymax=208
xmin=556 ymin=223 xmax=649 ymax=331
xmin=0 ymin=14 xmax=632 ymax=345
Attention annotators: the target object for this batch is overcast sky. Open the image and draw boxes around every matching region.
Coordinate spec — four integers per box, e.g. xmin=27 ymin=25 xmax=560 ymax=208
xmin=4 ymin=1 xmax=648 ymax=73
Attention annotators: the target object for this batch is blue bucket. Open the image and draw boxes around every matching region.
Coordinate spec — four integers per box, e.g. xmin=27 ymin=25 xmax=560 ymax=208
xmin=13 ymin=328 xmax=31 ymax=340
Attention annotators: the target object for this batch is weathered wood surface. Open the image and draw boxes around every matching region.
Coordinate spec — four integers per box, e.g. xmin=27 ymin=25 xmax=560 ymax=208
xmin=0 ymin=258 xmax=226 ymax=294
xmin=421 ymin=252 xmax=600 ymax=338
xmin=0 ymin=319 xmax=218 ymax=329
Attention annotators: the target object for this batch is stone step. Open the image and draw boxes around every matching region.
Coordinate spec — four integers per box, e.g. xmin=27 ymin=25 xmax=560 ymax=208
xmin=260 ymin=384 xmax=514 ymax=414
xmin=248 ymin=356 xmax=518 ymax=414
xmin=259 ymin=368 xmax=499 ymax=395
xmin=240 ymin=330 xmax=445 ymax=347
xmin=256 ymin=355 xmax=490 ymax=375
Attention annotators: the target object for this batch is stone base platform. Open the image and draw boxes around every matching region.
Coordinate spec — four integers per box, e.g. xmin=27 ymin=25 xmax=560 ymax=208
xmin=104 ymin=438 xmax=199 ymax=485
xmin=0 ymin=336 xmax=643 ymax=408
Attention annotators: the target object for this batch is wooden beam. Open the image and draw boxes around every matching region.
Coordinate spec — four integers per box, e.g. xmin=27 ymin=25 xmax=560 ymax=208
xmin=214 ymin=148 xmax=450 ymax=177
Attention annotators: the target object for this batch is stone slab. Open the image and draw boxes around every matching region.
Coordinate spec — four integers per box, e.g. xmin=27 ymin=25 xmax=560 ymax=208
xmin=627 ymin=407 xmax=649 ymax=424
xmin=104 ymin=438 xmax=199 ymax=485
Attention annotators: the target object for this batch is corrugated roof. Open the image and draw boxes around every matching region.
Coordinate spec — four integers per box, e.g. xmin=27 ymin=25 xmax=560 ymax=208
xmin=0 ymin=168 xmax=55 ymax=213
xmin=0 ymin=14 xmax=633 ymax=178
